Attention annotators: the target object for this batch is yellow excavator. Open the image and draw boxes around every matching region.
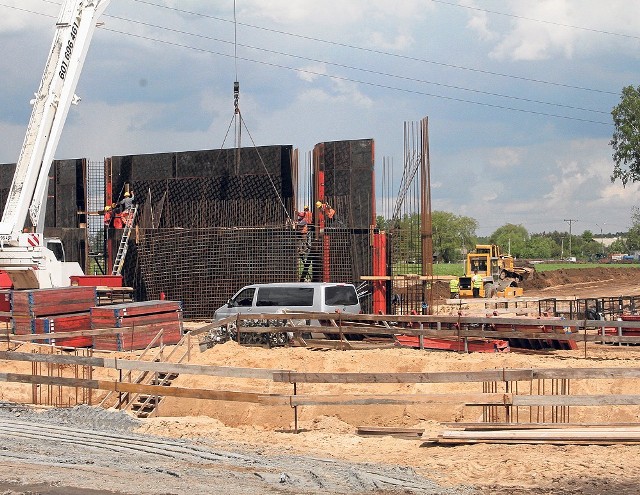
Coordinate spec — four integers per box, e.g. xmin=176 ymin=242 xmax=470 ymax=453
xmin=458 ymin=244 xmax=533 ymax=298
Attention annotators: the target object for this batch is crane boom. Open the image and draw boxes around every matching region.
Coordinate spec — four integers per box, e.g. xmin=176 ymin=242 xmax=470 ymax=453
xmin=0 ymin=0 xmax=110 ymax=241
xmin=0 ymin=0 xmax=110 ymax=289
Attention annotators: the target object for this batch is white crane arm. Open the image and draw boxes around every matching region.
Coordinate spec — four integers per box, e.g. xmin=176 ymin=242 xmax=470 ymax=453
xmin=0 ymin=0 xmax=110 ymax=242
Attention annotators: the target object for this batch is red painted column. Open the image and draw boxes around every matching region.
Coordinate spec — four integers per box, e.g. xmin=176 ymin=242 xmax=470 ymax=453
xmin=372 ymin=232 xmax=387 ymax=313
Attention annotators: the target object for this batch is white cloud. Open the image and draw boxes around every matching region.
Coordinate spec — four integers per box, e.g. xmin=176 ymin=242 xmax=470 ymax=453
xmin=488 ymin=147 xmax=521 ymax=169
xmin=297 ymin=63 xmax=327 ymax=83
xmin=463 ymin=0 xmax=498 ymax=42
xmin=462 ymin=1 xmax=640 ymax=61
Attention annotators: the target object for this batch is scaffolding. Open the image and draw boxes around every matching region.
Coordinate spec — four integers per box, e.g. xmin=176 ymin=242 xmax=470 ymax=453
xmin=86 ymin=159 xmax=106 ymax=274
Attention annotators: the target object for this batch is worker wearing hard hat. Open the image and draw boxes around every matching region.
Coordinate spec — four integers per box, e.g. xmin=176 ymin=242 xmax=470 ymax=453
xmin=119 ymin=191 xmax=134 ymax=211
xmin=103 ymin=205 xmax=113 ymax=228
xmin=119 ymin=191 xmax=135 ymax=227
xmin=296 ymin=206 xmax=312 ymax=235
xmin=315 ymin=201 xmax=336 ymax=220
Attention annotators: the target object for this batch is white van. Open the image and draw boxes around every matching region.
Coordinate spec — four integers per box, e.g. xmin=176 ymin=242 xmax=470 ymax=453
xmin=213 ymin=282 xmax=361 ymax=322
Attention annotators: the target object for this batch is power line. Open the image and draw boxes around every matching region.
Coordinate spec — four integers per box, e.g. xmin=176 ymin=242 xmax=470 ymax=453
xmin=431 ymin=0 xmax=640 ymax=41
xmin=102 ymin=26 xmax=612 ymax=126
xmin=102 ymin=13 xmax=608 ymax=116
xmin=128 ymin=0 xmax=617 ymax=96
xmin=0 ymin=2 xmax=615 ymax=125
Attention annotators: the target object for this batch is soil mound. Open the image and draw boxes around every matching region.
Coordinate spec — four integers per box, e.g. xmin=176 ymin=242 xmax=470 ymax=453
xmin=522 ymin=266 xmax=640 ymax=291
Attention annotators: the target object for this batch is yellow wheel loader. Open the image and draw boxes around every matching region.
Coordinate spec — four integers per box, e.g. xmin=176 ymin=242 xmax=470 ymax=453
xmin=458 ymin=244 xmax=533 ymax=298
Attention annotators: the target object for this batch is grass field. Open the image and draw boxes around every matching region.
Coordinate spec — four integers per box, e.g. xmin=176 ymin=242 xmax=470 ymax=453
xmin=421 ymin=262 xmax=640 ymax=277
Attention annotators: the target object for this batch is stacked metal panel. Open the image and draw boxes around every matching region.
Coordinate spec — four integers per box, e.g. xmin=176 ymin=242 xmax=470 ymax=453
xmin=10 ymin=286 xmax=98 ymax=346
xmin=91 ymin=300 xmax=183 ymax=351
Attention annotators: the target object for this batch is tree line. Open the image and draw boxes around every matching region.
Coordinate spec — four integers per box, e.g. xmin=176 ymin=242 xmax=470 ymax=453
xmin=377 ymin=83 xmax=640 ymax=263
xmin=377 ymin=211 xmax=639 ymax=263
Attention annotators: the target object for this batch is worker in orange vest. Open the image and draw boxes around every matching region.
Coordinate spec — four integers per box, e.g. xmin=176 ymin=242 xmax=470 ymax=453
xmin=103 ymin=205 xmax=113 ymax=227
xmin=296 ymin=206 xmax=313 ymax=235
xmin=316 ymin=201 xmax=336 ymax=220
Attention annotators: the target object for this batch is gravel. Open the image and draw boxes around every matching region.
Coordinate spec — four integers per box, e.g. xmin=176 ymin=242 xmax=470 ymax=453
xmin=0 ymin=402 xmax=475 ymax=495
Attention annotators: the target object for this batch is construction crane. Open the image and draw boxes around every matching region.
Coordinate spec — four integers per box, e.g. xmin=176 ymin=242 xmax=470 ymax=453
xmin=0 ymin=0 xmax=110 ymax=288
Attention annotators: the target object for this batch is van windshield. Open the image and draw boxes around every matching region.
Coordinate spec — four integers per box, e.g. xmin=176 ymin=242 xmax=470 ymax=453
xmin=325 ymin=286 xmax=358 ymax=306
xmin=256 ymin=287 xmax=314 ymax=307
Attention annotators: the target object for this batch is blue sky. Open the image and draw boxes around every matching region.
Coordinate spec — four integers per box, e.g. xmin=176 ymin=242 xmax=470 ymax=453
xmin=1 ymin=0 xmax=639 ymax=236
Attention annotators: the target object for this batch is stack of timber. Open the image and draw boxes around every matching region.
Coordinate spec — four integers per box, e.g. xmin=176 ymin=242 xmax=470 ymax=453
xmin=487 ymin=315 xmax=578 ymax=351
xmin=428 ymin=424 xmax=640 ymax=445
xmin=10 ymin=286 xmax=97 ymax=347
xmin=91 ymin=300 xmax=183 ymax=351
xmin=395 ymin=334 xmax=510 ymax=353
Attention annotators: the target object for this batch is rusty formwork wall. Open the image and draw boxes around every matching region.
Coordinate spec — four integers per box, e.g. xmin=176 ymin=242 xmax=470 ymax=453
xmin=0 ymin=160 xmax=87 ymax=271
xmin=312 ymin=139 xmax=375 ymax=286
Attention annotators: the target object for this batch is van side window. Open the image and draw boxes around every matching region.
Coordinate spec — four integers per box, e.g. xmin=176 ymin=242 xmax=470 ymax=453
xmin=232 ymin=288 xmax=255 ymax=307
xmin=325 ymin=286 xmax=358 ymax=305
xmin=256 ymin=287 xmax=314 ymax=307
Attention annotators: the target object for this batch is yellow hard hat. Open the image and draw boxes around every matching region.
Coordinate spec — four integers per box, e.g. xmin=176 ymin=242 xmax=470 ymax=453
xmin=304 ymin=205 xmax=309 ymax=210
xmin=124 ymin=192 xmax=131 ymax=197
xmin=104 ymin=205 xmax=111 ymax=211
xmin=315 ymin=201 xmax=322 ymax=208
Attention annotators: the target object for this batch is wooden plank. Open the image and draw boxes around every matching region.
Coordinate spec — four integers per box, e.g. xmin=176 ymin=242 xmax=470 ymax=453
xmin=0 ymin=350 xmax=105 ymax=367
xmin=0 ymin=372 xmax=267 ymax=403
xmin=112 ymin=359 xmax=286 ymax=380
xmin=356 ymin=426 xmax=424 ymax=438
xmin=273 ymin=370 xmax=534 ymax=384
xmin=440 ymin=422 xmax=640 ymax=430
xmin=0 ymin=351 xmax=288 ymax=380
xmin=284 ymin=393 xmax=510 ymax=407
xmin=532 ymin=368 xmax=640 ymax=380
xmin=0 ymin=327 xmax=134 ymax=341
xmin=513 ymin=394 xmax=640 ymax=406
xmin=428 ymin=437 xmax=640 ymax=446
xmin=0 ymin=372 xmax=100 ymax=389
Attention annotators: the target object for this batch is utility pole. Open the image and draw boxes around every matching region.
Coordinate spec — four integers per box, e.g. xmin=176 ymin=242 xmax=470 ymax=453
xmin=596 ymin=223 xmax=606 ymax=255
xmin=564 ymin=219 xmax=578 ymax=258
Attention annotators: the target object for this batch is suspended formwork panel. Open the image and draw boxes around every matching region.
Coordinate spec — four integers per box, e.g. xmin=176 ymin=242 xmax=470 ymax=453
xmin=312 ymin=139 xmax=379 ymax=304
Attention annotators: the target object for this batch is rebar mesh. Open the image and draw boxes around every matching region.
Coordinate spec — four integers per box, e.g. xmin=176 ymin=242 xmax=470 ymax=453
xmin=86 ymin=160 xmax=105 ymax=274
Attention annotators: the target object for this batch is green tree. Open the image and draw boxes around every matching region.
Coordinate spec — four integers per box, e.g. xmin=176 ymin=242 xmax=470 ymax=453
xmin=611 ymin=85 xmax=640 ymax=186
xmin=626 ymin=207 xmax=640 ymax=251
xmin=489 ymin=224 xmax=529 ymax=258
xmin=376 ymin=215 xmax=388 ymax=230
xmin=521 ymin=235 xmax=555 ymax=259
xmin=432 ymin=211 xmax=478 ymax=262
xmin=609 ymin=237 xmax=627 ymax=253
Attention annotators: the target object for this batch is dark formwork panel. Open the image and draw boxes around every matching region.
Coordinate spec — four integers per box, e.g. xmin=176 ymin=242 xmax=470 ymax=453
xmin=110 ymin=145 xmax=294 ymax=204
xmin=54 ymin=159 xmax=85 ymax=228
xmin=314 ymin=139 xmax=374 ymax=230
xmin=0 ymin=159 xmax=85 ymax=231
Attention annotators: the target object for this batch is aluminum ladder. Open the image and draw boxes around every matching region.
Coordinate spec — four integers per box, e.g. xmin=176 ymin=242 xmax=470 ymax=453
xmin=111 ymin=204 xmax=138 ymax=276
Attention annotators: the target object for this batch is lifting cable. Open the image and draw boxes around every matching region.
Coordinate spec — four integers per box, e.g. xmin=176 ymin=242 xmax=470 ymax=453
xmin=215 ymin=0 xmax=292 ymax=223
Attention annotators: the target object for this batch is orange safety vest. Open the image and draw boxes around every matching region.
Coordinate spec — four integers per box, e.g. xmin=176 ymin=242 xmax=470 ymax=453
xmin=325 ymin=206 xmax=335 ymax=219
xmin=113 ymin=214 xmax=124 ymax=229
xmin=103 ymin=211 xmax=112 ymax=226
xmin=303 ymin=210 xmax=312 ymax=223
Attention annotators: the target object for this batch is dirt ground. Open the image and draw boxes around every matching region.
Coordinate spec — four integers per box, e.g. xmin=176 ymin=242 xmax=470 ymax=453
xmin=2 ymin=267 xmax=640 ymax=494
